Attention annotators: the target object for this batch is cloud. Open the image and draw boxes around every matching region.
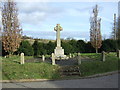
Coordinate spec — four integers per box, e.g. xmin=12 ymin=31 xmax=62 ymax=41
xmin=100 ymin=16 xmax=113 ymax=23
xmin=17 ymin=2 xmax=65 ymax=27
xmin=23 ymin=29 xmax=90 ymax=40
xmin=65 ymin=8 xmax=90 ymax=17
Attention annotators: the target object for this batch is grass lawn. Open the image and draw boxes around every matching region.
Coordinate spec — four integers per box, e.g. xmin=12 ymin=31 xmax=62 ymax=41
xmin=2 ymin=56 xmax=60 ymax=80
xmin=80 ymin=53 xmax=119 ymax=76
xmin=1 ymin=53 xmax=120 ymax=80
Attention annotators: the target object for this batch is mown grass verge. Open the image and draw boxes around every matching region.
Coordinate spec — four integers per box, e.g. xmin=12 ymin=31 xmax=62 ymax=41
xmin=79 ymin=53 xmax=119 ymax=76
xmin=1 ymin=53 xmax=120 ymax=80
xmin=2 ymin=56 xmax=60 ymax=80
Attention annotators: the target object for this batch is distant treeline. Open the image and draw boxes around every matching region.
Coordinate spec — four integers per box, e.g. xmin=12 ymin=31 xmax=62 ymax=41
xmin=2 ymin=39 xmax=120 ymax=56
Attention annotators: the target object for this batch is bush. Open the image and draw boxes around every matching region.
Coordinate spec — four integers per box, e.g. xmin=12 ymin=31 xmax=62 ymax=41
xmin=17 ymin=40 xmax=34 ymax=56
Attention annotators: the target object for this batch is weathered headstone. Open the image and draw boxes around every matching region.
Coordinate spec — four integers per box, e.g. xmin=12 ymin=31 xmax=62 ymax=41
xmin=20 ymin=53 xmax=24 ymax=64
xmin=42 ymin=55 xmax=45 ymax=62
xmin=101 ymin=51 xmax=105 ymax=62
xmin=77 ymin=55 xmax=81 ymax=65
xmin=52 ymin=53 xmax=55 ymax=65
xmin=117 ymin=50 xmax=120 ymax=59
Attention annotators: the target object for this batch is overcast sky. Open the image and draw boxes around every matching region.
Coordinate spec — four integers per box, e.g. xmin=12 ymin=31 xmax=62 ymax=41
xmin=0 ymin=0 xmax=119 ymax=41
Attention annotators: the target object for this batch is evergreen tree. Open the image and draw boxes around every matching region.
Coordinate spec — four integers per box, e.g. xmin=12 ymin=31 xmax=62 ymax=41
xmin=17 ymin=40 xmax=34 ymax=56
xmin=32 ymin=40 xmax=40 ymax=56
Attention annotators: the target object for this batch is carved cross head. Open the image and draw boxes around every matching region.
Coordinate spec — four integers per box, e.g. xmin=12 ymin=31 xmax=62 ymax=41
xmin=54 ymin=24 xmax=63 ymax=31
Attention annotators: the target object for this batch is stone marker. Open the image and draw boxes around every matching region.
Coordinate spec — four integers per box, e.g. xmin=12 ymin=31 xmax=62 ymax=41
xmin=20 ymin=53 xmax=24 ymax=64
xmin=4 ymin=56 xmax=6 ymax=58
xmin=117 ymin=50 xmax=120 ymax=59
xmin=77 ymin=52 xmax=80 ymax=56
xmin=42 ymin=55 xmax=45 ymax=62
xmin=72 ymin=54 xmax=75 ymax=58
xmin=69 ymin=53 xmax=72 ymax=58
xmin=77 ymin=54 xmax=81 ymax=65
xmin=54 ymin=24 xmax=66 ymax=59
xmin=52 ymin=53 xmax=55 ymax=65
xmin=102 ymin=51 xmax=105 ymax=62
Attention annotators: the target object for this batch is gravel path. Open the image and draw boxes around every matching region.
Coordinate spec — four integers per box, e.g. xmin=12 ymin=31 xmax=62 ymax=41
xmin=2 ymin=73 xmax=119 ymax=88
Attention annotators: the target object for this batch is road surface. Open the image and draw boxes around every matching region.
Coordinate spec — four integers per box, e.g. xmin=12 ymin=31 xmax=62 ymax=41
xmin=2 ymin=73 xmax=119 ymax=88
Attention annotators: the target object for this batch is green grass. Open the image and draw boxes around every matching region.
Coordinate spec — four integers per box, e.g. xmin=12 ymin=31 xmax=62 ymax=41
xmin=2 ymin=56 xmax=60 ymax=80
xmin=79 ymin=53 xmax=119 ymax=76
xmin=2 ymin=53 xmax=119 ymax=80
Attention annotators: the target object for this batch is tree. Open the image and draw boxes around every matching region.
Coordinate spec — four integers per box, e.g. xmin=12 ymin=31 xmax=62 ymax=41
xmin=0 ymin=27 xmax=2 ymax=56
xmin=17 ymin=40 xmax=34 ymax=56
xmin=111 ymin=14 xmax=117 ymax=40
xmin=45 ymin=41 xmax=55 ymax=55
xmin=117 ymin=16 xmax=120 ymax=40
xmin=100 ymin=39 xmax=117 ymax=52
xmin=32 ymin=40 xmax=47 ymax=56
xmin=2 ymin=0 xmax=22 ymax=56
xmin=61 ymin=41 xmax=74 ymax=55
xmin=32 ymin=40 xmax=40 ymax=56
xmin=90 ymin=5 xmax=102 ymax=53
xmin=76 ymin=40 xmax=86 ymax=53
xmin=68 ymin=39 xmax=77 ymax=53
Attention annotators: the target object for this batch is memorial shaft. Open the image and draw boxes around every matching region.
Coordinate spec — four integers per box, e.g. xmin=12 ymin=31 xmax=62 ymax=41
xmin=56 ymin=28 xmax=61 ymax=47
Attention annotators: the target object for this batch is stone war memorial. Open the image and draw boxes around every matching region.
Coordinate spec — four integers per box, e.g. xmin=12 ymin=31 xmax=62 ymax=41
xmin=54 ymin=24 xmax=67 ymax=59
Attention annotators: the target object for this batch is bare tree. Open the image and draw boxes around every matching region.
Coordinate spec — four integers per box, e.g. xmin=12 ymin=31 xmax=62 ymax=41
xmin=90 ymin=5 xmax=102 ymax=53
xmin=117 ymin=16 xmax=120 ymax=40
xmin=2 ymin=0 xmax=22 ymax=56
xmin=111 ymin=13 xmax=117 ymax=40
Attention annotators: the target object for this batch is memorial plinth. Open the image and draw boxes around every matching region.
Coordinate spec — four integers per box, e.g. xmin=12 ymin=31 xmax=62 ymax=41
xmin=54 ymin=24 xmax=66 ymax=59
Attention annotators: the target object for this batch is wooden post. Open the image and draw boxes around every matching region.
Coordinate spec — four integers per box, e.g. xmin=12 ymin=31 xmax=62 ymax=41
xmin=20 ymin=53 xmax=24 ymax=64
xmin=52 ymin=53 xmax=55 ymax=65
xmin=102 ymin=51 xmax=105 ymax=62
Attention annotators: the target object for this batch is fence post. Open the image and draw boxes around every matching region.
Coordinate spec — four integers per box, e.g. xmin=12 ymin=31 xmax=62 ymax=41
xmin=20 ymin=53 xmax=24 ymax=64
xmin=102 ymin=51 xmax=105 ymax=62
xmin=77 ymin=53 xmax=81 ymax=65
xmin=42 ymin=55 xmax=45 ymax=62
xmin=52 ymin=53 xmax=55 ymax=65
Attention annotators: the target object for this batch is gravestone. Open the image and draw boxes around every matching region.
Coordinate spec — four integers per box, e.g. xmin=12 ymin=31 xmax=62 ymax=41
xmin=52 ymin=53 xmax=55 ymax=65
xmin=102 ymin=51 xmax=105 ymax=62
xmin=42 ymin=55 xmax=45 ymax=62
xmin=54 ymin=24 xmax=66 ymax=59
xmin=20 ymin=53 xmax=24 ymax=64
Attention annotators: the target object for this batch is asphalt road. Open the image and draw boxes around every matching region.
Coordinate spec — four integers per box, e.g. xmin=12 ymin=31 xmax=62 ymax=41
xmin=2 ymin=73 xmax=119 ymax=88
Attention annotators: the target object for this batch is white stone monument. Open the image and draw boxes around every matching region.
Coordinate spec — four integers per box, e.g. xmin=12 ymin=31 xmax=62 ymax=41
xmin=102 ymin=51 xmax=105 ymax=62
xmin=69 ymin=53 xmax=72 ymax=58
xmin=54 ymin=24 xmax=66 ymax=59
xmin=52 ymin=53 xmax=55 ymax=65
xmin=20 ymin=53 xmax=24 ymax=64
xmin=77 ymin=55 xmax=81 ymax=65
xmin=42 ymin=55 xmax=45 ymax=62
